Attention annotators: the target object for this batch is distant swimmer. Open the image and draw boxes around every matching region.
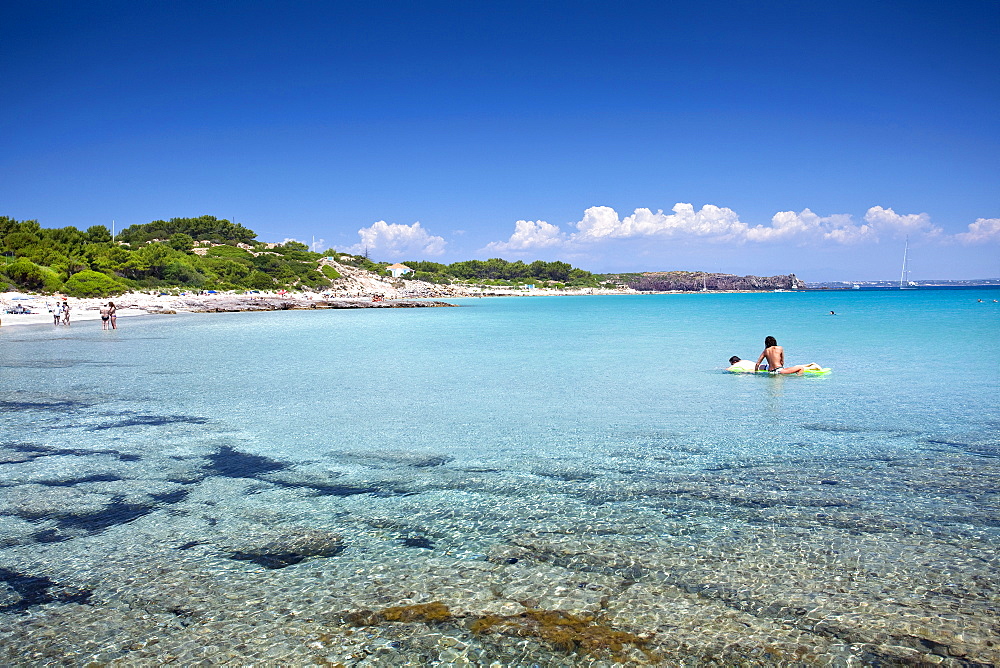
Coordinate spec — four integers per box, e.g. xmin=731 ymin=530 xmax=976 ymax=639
xmin=829 ymin=310 xmax=836 ymax=315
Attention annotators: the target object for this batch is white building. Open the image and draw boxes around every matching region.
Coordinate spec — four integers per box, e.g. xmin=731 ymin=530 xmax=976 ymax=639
xmin=387 ymin=263 xmax=412 ymax=278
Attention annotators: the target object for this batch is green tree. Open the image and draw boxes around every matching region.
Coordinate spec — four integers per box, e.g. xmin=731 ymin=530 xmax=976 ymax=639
xmin=117 ymin=215 xmax=256 ymax=245
xmin=245 ymin=271 xmax=277 ymax=290
xmin=60 ymin=246 xmax=89 ymax=281
xmin=86 ymin=225 xmax=113 ymax=243
xmin=163 ymin=260 xmax=206 ymax=286
xmin=85 ymin=244 xmax=131 ymax=275
xmin=168 ymin=233 xmax=194 ymax=252
xmin=542 ymin=261 xmax=572 ymax=282
xmin=3 ymin=230 xmax=41 ymax=254
xmin=202 ymin=257 xmax=253 ymax=284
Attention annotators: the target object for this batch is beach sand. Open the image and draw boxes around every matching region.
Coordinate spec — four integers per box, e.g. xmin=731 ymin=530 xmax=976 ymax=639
xmin=0 ymin=293 xmax=453 ymax=328
xmin=0 ymin=295 xmax=149 ymax=328
xmin=0 ymin=285 xmax=638 ymax=328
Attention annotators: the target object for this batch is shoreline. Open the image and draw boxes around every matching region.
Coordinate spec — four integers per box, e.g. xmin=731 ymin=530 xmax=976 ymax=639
xmin=0 ymin=292 xmax=460 ymax=329
xmin=0 ymin=286 xmax=859 ymax=329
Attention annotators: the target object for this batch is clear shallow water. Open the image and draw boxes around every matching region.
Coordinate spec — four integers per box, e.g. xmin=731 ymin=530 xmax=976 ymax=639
xmin=1 ymin=290 xmax=998 ymax=665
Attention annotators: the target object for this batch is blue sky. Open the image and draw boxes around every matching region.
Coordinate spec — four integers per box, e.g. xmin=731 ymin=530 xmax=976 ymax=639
xmin=2 ymin=0 xmax=997 ymax=281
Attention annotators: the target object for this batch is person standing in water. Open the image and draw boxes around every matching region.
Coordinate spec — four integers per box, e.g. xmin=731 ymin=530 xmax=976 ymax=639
xmin=61 ymin=301 xmax=71 ymax=326
xmin=99 ymin=303 xmax=111 ymax=330
xmin=108 ymin=302 xmax=117 ymax=329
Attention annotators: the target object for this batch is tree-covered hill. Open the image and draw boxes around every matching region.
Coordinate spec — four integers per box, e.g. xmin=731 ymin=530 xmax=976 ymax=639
xmin=0 ymin=216 xmax=336 ymax=297
xmin=0 ymin=215 xmax=601 ymax=297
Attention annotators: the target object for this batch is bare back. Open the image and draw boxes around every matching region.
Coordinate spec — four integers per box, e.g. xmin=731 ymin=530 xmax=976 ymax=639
xmin=756 ymin=345 xmax=784 ymax=371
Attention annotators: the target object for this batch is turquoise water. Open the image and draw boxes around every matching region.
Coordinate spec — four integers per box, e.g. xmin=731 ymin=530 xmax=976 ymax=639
xmin=1 ymin=290 xmax=998 ymax=665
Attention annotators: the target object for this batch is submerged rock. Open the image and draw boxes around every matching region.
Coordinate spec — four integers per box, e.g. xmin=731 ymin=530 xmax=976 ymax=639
xmin=225 ymin=527 xmax=345 ymax=569
xmin=333 ymin=450 xmax=454 ymax=469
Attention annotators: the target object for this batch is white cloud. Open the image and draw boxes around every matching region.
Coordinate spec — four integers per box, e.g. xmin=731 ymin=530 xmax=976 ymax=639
xmin=862 ymin=206 xmax=941 ymax=238
xmin=481 ymin=203 xmax=990 ymax=253
xmin=747 ymin=209 xmax=873 ymax=244
xmin=955 ymin=217 xmax=1000 ymax=244
xmin=484 ymin=219 xmax=566 ymax=252
xmin=571 ymin=204 xmax=745 ymax=241
xmin=349 ymin=221 xmax=445 ymax=257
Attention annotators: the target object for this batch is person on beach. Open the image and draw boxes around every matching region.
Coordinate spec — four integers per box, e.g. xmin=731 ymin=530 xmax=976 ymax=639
xmin=53 ymin=303 xmax=61 ymax=325
xmin=108 ymin=302 xmax=117 ymax=329
xmin=61 ymin=301 xmax=70 ymax=326
xmin=99 ymin=303 xmax=111 ymax=329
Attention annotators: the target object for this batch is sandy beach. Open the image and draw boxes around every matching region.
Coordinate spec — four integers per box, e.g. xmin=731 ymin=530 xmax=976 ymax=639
xmin=0 ymin=292 xmax=465 ymax=329
xmin=0 ymin=295 xmax=149 ymax=328
xmin=0 ymin=282 xmax=639 ymax=329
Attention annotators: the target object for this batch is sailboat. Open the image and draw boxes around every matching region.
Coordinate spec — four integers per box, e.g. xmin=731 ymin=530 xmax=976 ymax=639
xmin=899 ymin=237 xmax=917 ymax=289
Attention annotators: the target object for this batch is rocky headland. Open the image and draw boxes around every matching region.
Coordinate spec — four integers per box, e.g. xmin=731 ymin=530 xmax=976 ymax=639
xmin=619 ymin=271 xmax=805 ymax=292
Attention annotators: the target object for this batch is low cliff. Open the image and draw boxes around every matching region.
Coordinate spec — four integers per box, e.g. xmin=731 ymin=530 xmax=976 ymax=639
xmin=625 ymin=272 xmax=805 ymax=292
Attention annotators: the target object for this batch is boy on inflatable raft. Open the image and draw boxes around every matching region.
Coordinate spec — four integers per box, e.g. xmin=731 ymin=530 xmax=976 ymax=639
xmin=728 ymin=336 xmax=830 ymax=374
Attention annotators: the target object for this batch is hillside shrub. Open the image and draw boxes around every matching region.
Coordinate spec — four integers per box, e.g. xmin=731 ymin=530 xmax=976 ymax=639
xmin=245 ymin=271 xmax=277 ymax=290
xmin=3 ymin=258 xmax=63 ymax=292
xmin=206 ymin=245 xmax=254 ymax=260
xmin=62 ymin=270 xmax=127 ymax=297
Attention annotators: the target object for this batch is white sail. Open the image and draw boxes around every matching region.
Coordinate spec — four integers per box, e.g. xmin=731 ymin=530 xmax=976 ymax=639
xmin=900 ymin=238 xmax=916 ymax=289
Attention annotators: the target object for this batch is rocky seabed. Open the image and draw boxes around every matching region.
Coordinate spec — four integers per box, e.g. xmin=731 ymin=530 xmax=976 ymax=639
xmin=0 ymin=417 xmax=997 ymax=666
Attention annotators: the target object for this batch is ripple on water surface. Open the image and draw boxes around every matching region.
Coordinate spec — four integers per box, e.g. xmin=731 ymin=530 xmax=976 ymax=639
xmin=0 ymin=293 xmax=997 ymax=665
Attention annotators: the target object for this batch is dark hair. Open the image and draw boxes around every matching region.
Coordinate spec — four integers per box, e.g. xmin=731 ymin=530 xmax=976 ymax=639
xmin=764 ymin=336 xmax=777 ymax=347
xmin=729 ymin=356 xmax=741 ymax=364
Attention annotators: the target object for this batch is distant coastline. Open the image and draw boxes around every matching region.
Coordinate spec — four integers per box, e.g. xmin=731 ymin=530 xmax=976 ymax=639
xmin=806 ymin=279 xmax=1000 ymax=290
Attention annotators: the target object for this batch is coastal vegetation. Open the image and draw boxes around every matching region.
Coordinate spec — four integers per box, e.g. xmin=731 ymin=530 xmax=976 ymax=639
xmin=1 ymin=214 xmax=800 ymax=297
xmin=400 ymin=258 xmax=600 ymax=288
xmin=0 ymin=215 xmax=600 ymax=297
